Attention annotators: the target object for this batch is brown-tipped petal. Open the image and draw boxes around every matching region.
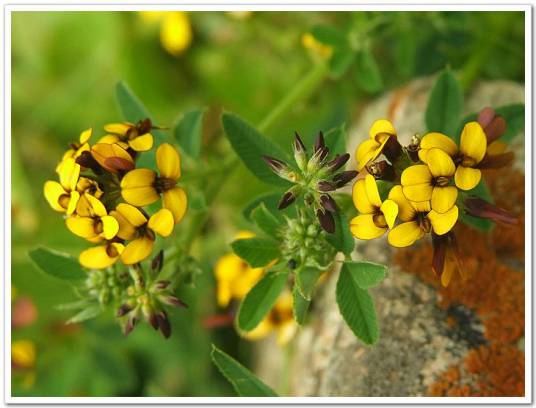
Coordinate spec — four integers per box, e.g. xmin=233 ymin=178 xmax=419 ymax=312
xmin=326 ymin=153 xmax=350 ymax=172
xmin=293 ymin=132 xmax=307 ymax=153
xmin=278 ymin=191 xmax=296 ymax=210
xmin=76 ymin=151 xmax=102 ymax=173
xmin=431 ymin=233 xmax=447 ymax=277
xmin=318 ymin=146 xmax=330 ymax=163
xmin=314 ymin=131 xmax=325 ymax=153
xmin=333 ymin=170 xmax=358 ymax=188
xmin=151 ymin=250 xmax=164 ymax=272
xmin=317 ymin=209 xmax=335 ymax=233
xmin=477 ymin=107 xmax=496 ymax=129
xmin=148 ymin=312 xmax=159 ymax=330
xmin=117 ymin=304 xmax=132 ymax=317
xmin=137 ymin=118 xmax=153 ymax=134
xmin=156 ymin=311 xmax=171 ymax=339
xmin=383 ymin=137 xmax=403 ymax=164
xmin=464 ymin=197 xmax=518 ymax=225
xmin=162 ymin=296 xmax=188 ymax=308
xmin=124 ymin=316 xmax=138 ymax=337
xmin=320 ymin=194 xmax=338 ymax=213
xmin=317 ymin=181 xmax=336 ymax=192
xmin=477 ymin=151 xmax=514 ymax=169
xmin=261 ymin=155 xmax=286 ymax=172
xmin=484 ymin=116 xmax=507 ymax=143
xmin=154 ymin=280 xmax=171 ymax=291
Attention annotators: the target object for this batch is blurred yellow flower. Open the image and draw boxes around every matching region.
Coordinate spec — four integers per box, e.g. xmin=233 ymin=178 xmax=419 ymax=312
xmin=11 ymin=340 xmax=36 ymax=369
xmin=302 ymin=33 xmax=332 ymax=60
xmin=139 ymin=11 xmax=192 ymax=57
xmin=227 ymin=11 xmax=253 ymax=20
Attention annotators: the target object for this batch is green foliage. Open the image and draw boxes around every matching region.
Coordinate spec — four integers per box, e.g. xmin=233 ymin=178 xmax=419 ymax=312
xmin=222 ymin=112 xmax=291 ymax=187
xmin=425 ymin=69 xmax=463 ymax=136
xmin=336 ymin=262 xmax=380 ymax=345
xmin=29 ymin=247 xmax=86 ymax=282
xmin=295 ymin=266 xmax=324 ymax=300
xmin=211 ymin=345 xmax=278 ymax=397
xmin=250 ymin=203 xmax=282 ymax=237
xmin=329 ymin=50 xmax=355 ymax=78
xmin=342 ymin=261 xmax=387 ymax=289
xmin=495 ymin=104 xmax=525 ymax=143
xmin=231 ymin=237 xmax=280 ymax=268
xmin=66 ymin=304 xmax=104 ymax=324
xmin=174 ymin=108 xmax=205 ymax=157
xmin=311 ymin=25 xmax=348 ymax=48
xmin=326 ymin=210 xmax=355 ymax=255
xmin=242 ymin=192 xmax=288 ymax=222
xmin=323 ymin=123 xmax=347 ymax=156
xmin=237 ymin=271 xmax=288 ymax=332
xmin=292 ymin=285 xmax=311 ymax=325
xmin=355 ymin=49 xmax=383 ymax=93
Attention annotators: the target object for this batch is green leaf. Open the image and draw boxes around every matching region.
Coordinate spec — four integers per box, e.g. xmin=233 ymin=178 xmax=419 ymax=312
xmin=376 ymin=180 xmax=395 ymax=202
xmin=115 ymin=81 xmax=166 ymax=168
xmin=222 ymin=112 xmax=290 ymax=187
xmin=174 ymin=108 xmax=205 ymax=157
xmin=66 ymin=304 xmax=103 ymax=324
xmin=326 ymin=210 xmax=355 ymax=255
xmin=237 ymin=271 xmax=288 ymax=331
xmin=211 ymin=344 xmax=278 ymax=397
xmin=329 ymin=49 xmax=355 ymax=77
xmin=336 ymin=263 xmax=379 ymax=345
xmin=342 ymin=261 xmax=387 ymax=289
xmin=188 ymin=189 xmax=207 ymax=211
xmin=295 ymin=266 xmax=324 ymax=300
xmin=355 ymin=49 xmax=383 ymax=93
xmin=231 ymin=237 xmax=280 ymax=268
xmin=324 ymin=123 xmax=347 ymax=156
xmin=396 ymin=28 xmax=416 ymax=78
xmin=425 ymin=69 xmax=463 ymax=136
xmin=56 ymin=299 xmax=92 ymax=311
xmin=311 ymin=25 xmax=348 ymax=47
xmin=242 ymin=192 xmax=296 ymax=222
xmin=250 ymin=203 xmax=282 ymax=237
xmin=458 ymin=180 xmax=494 ymax=231
xmin=29 ymin=247 xmax=86 ymax=281
xmin=292 ymin=285 xmax=311 ymax=325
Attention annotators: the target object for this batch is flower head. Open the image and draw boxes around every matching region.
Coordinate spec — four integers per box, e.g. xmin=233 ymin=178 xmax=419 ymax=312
xmin=65 ymin=194 xmax=119 ymax=242
xmin=55 ymin=128 xmax=92 ymax=172
xmin=44 ymin=158 xmax=81 ymax=215
xmin=355 ymin=119 xmax=401 ymax=171
xmin=100 ymin=119 xmax=154 ymax=152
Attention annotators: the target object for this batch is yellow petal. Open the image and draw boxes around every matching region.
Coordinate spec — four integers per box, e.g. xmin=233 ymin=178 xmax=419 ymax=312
xmin=379 ymin=199 xmax=398 ymax=229
xmin=214 ymin=253 xmax=244 ymax=284
xmin=431 ymin=186 xmax=458 ymax=214
xmin=235 ymin=231 xmax=255 ymax=240
xmin=120 ymin=169 xmax=159 ymax=206
xmin=65 ymin=216 xmax=97 ymax=239
xmin=276 ymin=320 xmax=297 ymax=346
xmin=162 ymin=187 xmax=188 ymax=223
xmin=109 ymin=210 xmax=136 ymax=240
xmin=91 ymin=143 xmax=135 ymax=174
xmin=128 ymin=133 xmax=154 ymax=152
xmin=364 ymin=174 xmax=382 ymax=208
xmin=369 ymin=119 xmax=396 ymax=140
xmin=85 ymin=194 xmax=107 ymax=217
xmin=121 ymin=236 xmax=154 ymax=265
xmin=243 ymin=318 xmax=273 ymax=340
xmin=387 ymin=185 xmax=415 ymax=222
xmin=349 ymin=214 xmax=386 ymax=240
xmin=104 ymin=123 xmax=131 ymax=135
xmin=58 ymin=158 xmax=80 ymax=191
xmin=97 ymin=134 xmax=120 ymax=144
xmin=426 ymin=148 xmax=455 ymax=178
xmin=402 ymin=184 xmax=433 ymax=203
xmin=148 ymin=208 xmax=174 ymax=237
xmin=79 ymin=243 xmax=123 ymax=269
xmin=410 ymin=200 xmax=431 ymax=213
xmin=454 ymin=166 xmax=482 ymax=191
xmin=115 ymin=203 xmax=147 ymax=227
xmin=487 ymin=140 xmax=507 ymax=156
xmin=460 ymin=121 xmax=487 ymax=164
xmin=401 ymin=164 xmax=432 ymax=186
xmin=387 ymin=221 xmax=424 ymax=247
xmin=418 ymin=132 xmax=458 ymax=162
xmin=352 ymin=178 xmax=374 ymax=214
xmin=66 ymin=191 xmax=80 ymax=215
xmin=355 ymin=139 xmax=380 ymax=170
xmin=100 ymin=215 xmax=119 ymax=240
xmin=79 ymin=128 xmax=93 ymax=144
xmin=217 ymin=283 xmax=232 ymax=308
xmin=441 ymin=261 xmax=454 ymax=287
xmin=428 ymin=205 xmax=458 ymax=235
xmin=160 ymin=12 xmax=192 ymax=56
xmin=156 ymin=143 xmax=181 ymax=180
xmin=44 ymin=181 xmax=67 ymax=212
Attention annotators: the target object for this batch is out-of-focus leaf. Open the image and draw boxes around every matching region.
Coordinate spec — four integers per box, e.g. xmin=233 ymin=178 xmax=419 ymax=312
xmin=66 ymin=304 xmax=103 ymax=324
xmin=29 ymin=247 xmax=86 ymax=281
xmin=355 ymin=49 xmax=383 ymax=93
xmin=425 ymin=69 xmax=463 ymax=136
xmin=174 ymin=108 xmax=205 ymax=157
xmin=231 ymin=237 xmax=280 ymax=268
xmin=324 ymin=123 xmax=347 ymax=156
xmin=292 ymin=285 xmax=311 ymax=325
xmin=329 ymin=49 xmax=355 ymax=78
xmin=311 ymin=25 xmax=348 ymax=47
xmin=250 ymin=203 xmax=282 ymax=237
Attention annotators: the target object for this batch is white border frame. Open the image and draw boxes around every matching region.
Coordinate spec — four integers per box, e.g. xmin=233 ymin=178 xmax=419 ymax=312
xmin=2 ymin=2 xmax=532 ymax=405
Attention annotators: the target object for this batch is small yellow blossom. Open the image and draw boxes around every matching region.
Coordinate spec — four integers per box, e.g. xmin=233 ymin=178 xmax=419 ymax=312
xmin=11 ymin=340 xmax=36 ymax=369
xmin=111 ymin=203 xmax=174 ymax=265
xmin=301 ymin=33 xmax=332 ymax=60
xmin=91 ymin=143 xmax=135 ymax=174
xmin=79 ymin=241 xmax=125 ymax=269
xmin=43 ymin=158 xmax=81 ymax=215
xmin=355 ymin=119 xmax=397 ymax=171
xmin=350 ymin=174 xmax=398 ymax=240
xmin=55 ymin=128 xmax=92 ymax=173
xmin=121 ymin=143 xmax=187 ymax=223
xmin=100 ymin=122 xmax=154 ymax=152
xmin=65 ymin=195 xmax=119 ymax=242
xmin=139 ymin=11 xmax=192 ymax=57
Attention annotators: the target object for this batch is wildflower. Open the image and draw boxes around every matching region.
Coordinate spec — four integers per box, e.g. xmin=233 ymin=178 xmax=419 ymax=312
xmin=401 ymin=148 xmax=458 ymax=213
xmin=43 ymin=158 xmax=81 ymax=215
xmin=65 ymin=194 xmax=119 ymax=242
xmin=350 ymin=174 xmax=398 ymax=239
xmin=355 ymin=119 xmax=402 ymax=171
xmin=387 ymin=185 xmax=458 ymax=247
xmin=110 ymin=203 xmax=174 ymax=265
xmin=301 ymin=33 xmax=332 ymax=60
xmin=91 ymin=142 xmax=135 ymax=174
xmin=139 ymin=11 xmax=192 ymax=57
xmin=55 ymin=128 xmax=92 ymax=172
xmin=75 ymin=177 xmax=104 ymax=216
xmin=99 ymin=119 xmax=154 ymax=152
xmin=11 ymin=340 xmax=36 ymax=369
xmin=79 ymin=241 xmax=125 ymax=269
xmin=431 ymin=232 xmax=464 ymax=287
xmin=121 ymin=143 xmax=187 ymax=223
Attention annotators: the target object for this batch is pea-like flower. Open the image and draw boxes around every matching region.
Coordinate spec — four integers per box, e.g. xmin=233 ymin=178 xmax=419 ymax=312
xmin=111 ymin=203 xmax=174 ymax=265
xmin=401 ymin=148 xmax=458 ymax=214
xmin=79 ymin=241 xmax=125 ymax=269
xmin=65 ymin=194 xmax=119 ymax=242
xmin=350 ymin=174 xmax=398 ymax=239
xmin=387 ymin=185 xmax=458 ymax=247
xmin=355 ymin=119 xmax=401 ymax=171
xmin=91 ymin=142 xmax=135 ymax=174
xmin=55 ymin=128 xmax=92 ymax=172
xmin=99 ymin=119 xmax=154 ymax=152
xmin=43 ymin=158 xmax=81 ymax=215
xmin=121 ymin=143 xmax=187 ymax=223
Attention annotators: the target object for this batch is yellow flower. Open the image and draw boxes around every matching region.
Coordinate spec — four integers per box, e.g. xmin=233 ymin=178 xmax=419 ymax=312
xmin=55 ymin=128 xmax=92 ymax=173
xmin=100 ymin=122 xmax=154 ymax=152
xmin=121 ymin=143 xmax=187 ymax=223
xmin=243 ymin=291 xmax=296 ymax=346
xmin=355 ymin=119 xmax=397 ymax=171
xmin=214 ymin=231 xmax=263 ymax=307
xmin=350 ymin=174 xmax=398 ymax=240
xmin=11 ymin=340 xmax=36 ymax=369
xmin=226 ymin=11 xmax=253 ymax=20
xmin=91 ymin=143 xmax=135 ymax=174
xmin=301 ymin=33 xmax=332 ymax=60
xmin=43 ymin=157 xmax=81 ymax=215
xmin=79 ymin=242 xmax=125 ymax=269
xmin=418 ymin=121 xmax=488 ymax=191
xmin=401 ymin=148 xmax=458 ymax=214
xmin=75 ymin=177 xmax=104 ymax=216
xmin=65 ymin=195 xmax=119 ymax=242
xmin=139 ymin=11 xmax=192 ymax=57
xmin=387 ymin=185 xmax=458 ymax=247
xmin=110 ymin=203 xmax=174 ymax=265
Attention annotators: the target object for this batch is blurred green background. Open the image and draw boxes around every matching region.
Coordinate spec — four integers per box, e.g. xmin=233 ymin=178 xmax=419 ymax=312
xmin=11 ymin=11 xmax=524 ymax=396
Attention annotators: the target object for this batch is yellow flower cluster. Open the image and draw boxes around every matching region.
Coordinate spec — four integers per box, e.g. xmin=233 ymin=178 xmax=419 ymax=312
xmin=139 ymin=11 xmax=192 ymax=57
xmin=44 ymin=121 xmax=187 ymax=269
xmin=214 ymin=231 xmax=296 ymax=346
